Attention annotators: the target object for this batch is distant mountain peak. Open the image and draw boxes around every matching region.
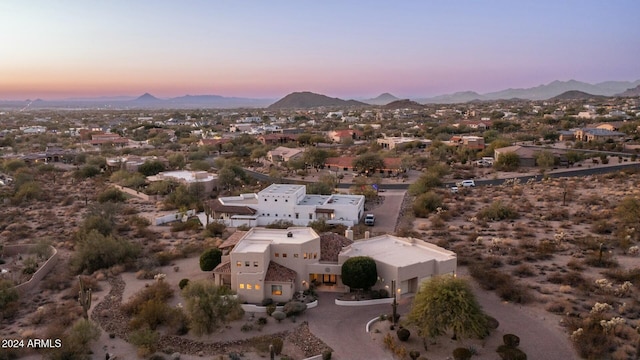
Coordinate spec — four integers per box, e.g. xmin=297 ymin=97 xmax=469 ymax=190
xmin=134 ymin=93 xmax=161 ymax=102
xmin=364 ymin=92 xmax=400 ymax=105
xmin=268 ymin=91 xmax=368 ymax=109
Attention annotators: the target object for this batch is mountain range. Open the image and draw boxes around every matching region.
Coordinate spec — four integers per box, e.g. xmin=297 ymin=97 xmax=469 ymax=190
xmin=418 ymin=79 xmax=640 ymax=104
xmin=1 ymin=79 xmax=639 ymax=110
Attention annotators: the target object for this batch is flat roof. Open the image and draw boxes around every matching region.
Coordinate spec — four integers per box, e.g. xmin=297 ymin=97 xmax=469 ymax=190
xmin=259 ymin=184 xmax=305 ymax=195
xmin=341 ymin=235 xmax=455 ymax=267
xmin=232 ymin=227 xmax=320 ymax=253
xmin=150 ymin=170 xmax=217 ymax=183
xmin=219 ymin=193 xmax=259 ymax=206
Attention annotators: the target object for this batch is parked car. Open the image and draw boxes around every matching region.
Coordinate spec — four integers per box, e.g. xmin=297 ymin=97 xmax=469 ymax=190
xmin=450 ymin=186 xmax=459 ymax=193
xmin=364 ymin=214 xmax=375 ymax=226
xmin=457 ymin=180 xmax=476 ymax=187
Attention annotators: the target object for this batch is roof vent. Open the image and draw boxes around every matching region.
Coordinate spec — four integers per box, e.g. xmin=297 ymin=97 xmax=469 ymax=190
xmin=287 ymin=231 xmax=293 ymax=238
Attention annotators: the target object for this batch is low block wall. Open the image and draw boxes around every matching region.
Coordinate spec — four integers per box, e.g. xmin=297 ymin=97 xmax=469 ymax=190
xmin=3 ymin=244 xmax=59 ymax=295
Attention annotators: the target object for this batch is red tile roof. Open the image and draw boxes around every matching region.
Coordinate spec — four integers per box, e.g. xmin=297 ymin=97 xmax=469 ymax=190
xmin=264 ymin=261 xmax=297 ymax=282
xmin=320 ymin=232 xmax=353 ymax=262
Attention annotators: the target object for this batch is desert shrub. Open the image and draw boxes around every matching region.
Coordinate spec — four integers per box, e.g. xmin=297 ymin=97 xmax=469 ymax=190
xmin=261 ymin=298 xmax=273 ymax=306
xmin=271 ymin=337 xmax=284 ymax=355
xmin=512 ymin=264 xmax=535 ymax=277
xmin=204 ymin=221 xmax=226 ymax=237
xmin=122 ymin=281 xmax=174 ymax=315
xmin=591 ymin=219 xmax=614 ymax=235
xmin=199 ymin=247 xmax=222 ymax=271
xmin=396 ymin=327 xmax=411 ymax=341
xmin=129 ymin=328 xmax=159 ymax=357
xmin=603 ymin=268 xmax=640 ymax=287
xmin=413 ymin=192 xmax=444 ymax=218
xmin=71 ymin=230 xmax=141 ymax=274
xmin=265 ymin=219 xmax=294 ymax=229
xmin=496 ymin=346 xmax=527 ymax=360
xmin=179 ymin=278 xmax=190 ymax=290
xmin=322 ymin=350 xmax=333 ymax=360
xmin=477 ymin=201 xmax=519 ymax=221
xmin=75 ymin=165 xmax=101 ymax=179
xmin=503 ymin=334 xmax=520 ymax=347
xmin=266 ymin=303 xmax=277 ymax=316
xmin=283 ymin=301 xmax=307 ymax=317
xmin=97 ymin=187 xmax=127 ymax=203
xmin=485 ymin=315 xmax=499 ymax=330
xmin=408 ymin=350 xmax=420 ymax=360
xmin=0 ymin=280 xmax=19 ymax=319
xmin=469 ymin=263 xmax=532 ymax=304
xmin=272 ymin=311 xmax=285 ymax=322
xmin=129 ymin=299 xmax=172 ymax=330
xmin=453 ymin=347 xmax=472 ymax=360
xmin=256 ymin=317 xmax=267 ymax=325
xmin=241 ymin=323 xmax=254 ymax=332
xmin=171 ymin=218 xmax=202 ymax=232
xmin=584 ymin=251 xmax=619 ymax=268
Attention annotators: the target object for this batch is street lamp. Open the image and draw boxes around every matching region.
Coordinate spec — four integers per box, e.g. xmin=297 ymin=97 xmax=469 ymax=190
xmin=391 ymin=279 xmax=398 ymax=327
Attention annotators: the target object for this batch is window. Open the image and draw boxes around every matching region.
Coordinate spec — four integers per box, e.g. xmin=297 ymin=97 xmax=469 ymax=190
xmin=285 ymin=199 xmax=288 ymax=202
xmin=294 ymin=253 xmax=299 ymax=258
xmin=295 ymin=213 xmax=299 ymax=219
xmin=253 ymin=261 xmax=258 ymax=267
xmin=303 ymin=253 xmax=308 ymax=259
xmin=239 ymin=284 xmax=245 ymax=289
xmin=247 ymin=284 xmax=252 ymax=290
xmin=236 ymin=261 xmax=242 ymax=267
xmin=271 ymin=285 xmax=282 ymax=295
xmin=283 ymin=253 xmax=287 ymax=258
xmin=313 ymin=253 xmax=318 ymax=259
xmin=245 ymin=261 xmax=250 ymax=267
xmin=264 ymin=199 xmax=267 ymax=202
xmin=275 ymin=253 xmax=279 ymax=257
xmin=255 ymin=284 xmax=261 ymax=290
xmin=275 ymin=199 xmax=277 ymax=202
xmin=309 ymin=213 xmax=313 ymax=220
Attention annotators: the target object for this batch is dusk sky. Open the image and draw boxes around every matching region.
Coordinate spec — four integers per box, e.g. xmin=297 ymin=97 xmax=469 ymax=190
xmin=1 ymin=1 xmax=639 ymax=100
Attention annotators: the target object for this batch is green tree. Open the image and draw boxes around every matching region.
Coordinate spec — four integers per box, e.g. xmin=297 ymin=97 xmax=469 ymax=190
xmin=409 ymin=173 xmax=442 ymax=196
xmin=168 ymin=153 xmax=186 ymax=169
xmin=199 ymin=248 xmax=222 ymax=271
xmin=494 ymin=152 xmax=520 ymax=171
xmin=138 ymin=160 xmax=165 ymax=176
xmin=407 ymin=276 xmax=489 ymax=341
xmin=182 ymin=280 xmax=244 ymax=335
xmin=303 ymin=147 xmax=329 ymax=169
xmin=341 ymin=256 xmax=377 ymax=291
xmin=97 ymin=187 xmax=126 ymax=203
xmin=535 ymin=150 xmax=556 ymax=171
xmin=352 ymin=153 xmax=385 ymax=175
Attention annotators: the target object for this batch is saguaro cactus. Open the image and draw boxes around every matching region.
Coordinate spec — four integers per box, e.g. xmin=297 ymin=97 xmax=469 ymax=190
xmin=78 ymin=276 xmax=92 ymax=319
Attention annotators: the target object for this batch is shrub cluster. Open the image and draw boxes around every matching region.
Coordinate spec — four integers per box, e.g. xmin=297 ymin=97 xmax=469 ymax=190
xmin=469 ymin=262 xmax=533 ymax=304
xmin=477 ymin=201 xmax=519 ymax=221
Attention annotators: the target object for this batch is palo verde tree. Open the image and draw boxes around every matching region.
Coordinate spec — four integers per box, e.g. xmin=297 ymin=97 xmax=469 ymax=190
xmin=494 ymin=152 xmax=520 ymax=171
xmin=407 ymin=275 xmax=489 ymax=341
xmin=182 ymin=280 xmax=244 ymax=336
xmin=341 ymin=256 xmax=377 ymax=291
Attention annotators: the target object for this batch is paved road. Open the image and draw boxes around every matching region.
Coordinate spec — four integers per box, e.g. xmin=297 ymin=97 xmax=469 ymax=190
xmin=364 ymin=190 xmax=406 ymax=234
xmin=244 ymin=162 xmax=640 ymax=190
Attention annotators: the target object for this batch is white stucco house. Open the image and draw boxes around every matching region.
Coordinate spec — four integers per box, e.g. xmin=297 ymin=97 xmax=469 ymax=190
xmin=147 ymin=170 xmax=218 ymax=193
xmin=212 ymin=227 xmax=457 ymax=304
xmin=208 ymin=184 xmax=365 ymax=227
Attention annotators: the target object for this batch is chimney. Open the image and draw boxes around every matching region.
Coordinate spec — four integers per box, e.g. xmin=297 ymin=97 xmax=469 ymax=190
xmin=345 ymin=228 xmax=354 ymax=241
xmin=364 ymin=231 xmax=370 ymax=239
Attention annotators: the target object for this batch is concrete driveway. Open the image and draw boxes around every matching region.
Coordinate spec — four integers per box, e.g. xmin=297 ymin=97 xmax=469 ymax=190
xmin=364 ymin=190 xmax=406 ymax=234
xmin=305 ymin=292 xmax=397 ymax=360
